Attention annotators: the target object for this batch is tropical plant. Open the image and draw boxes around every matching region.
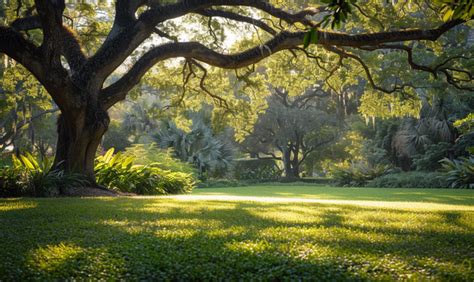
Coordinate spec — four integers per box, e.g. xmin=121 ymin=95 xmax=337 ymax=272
xmin=440 ymin=156 xmax=474 ymax=188
xmin=0 ymin=165 xmax=29 ymax=197
xmin=413 ymin=142 xmax=452 ymax=171
xmin=95 ymin=148 xmax=196 ymax=195
xmin=366 ymin=172 xmax=449 ymax=188
xmin=1 ymin=153 xmax=89 ymax=197
xmin=124 ymin=143 xmax=196 ymax=175
xmin=233 ymin=159 xmax=281 ymax=181
xmin=156 ymin=111 xmax=235 ymax=179
xmin=332 ymin=162 xmax=393 ymax=187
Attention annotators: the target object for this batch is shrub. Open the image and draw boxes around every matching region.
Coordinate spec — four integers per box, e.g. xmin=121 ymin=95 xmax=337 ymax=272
xmin=0 ymin=166 xmax=29 ymax=197
xmin=1 ymin=153 xmax=89 ymax=197
xmin=452 ymin=132 xmax=474 ymax=156
xmin=232 ymin=158 xmax=281 ymax=181
xmin=154 ymin=169 xmax=195 ymax=194
xmin=440 ymin=156 xmax=474 ymax=188
xmin=366 ymin=172 xmax=449 ymax=188
xmin=123 ymin=143 xmax=196 ymax=175
xmin=198 ymin=179 xmax=247 ymax=188
xmin=95 ymin=148 xmax=196 ymax=195
xmin=332 ymin=162 xmax=392 ymax=187
xmin=412 ymin=142 xmax=451 ymax=171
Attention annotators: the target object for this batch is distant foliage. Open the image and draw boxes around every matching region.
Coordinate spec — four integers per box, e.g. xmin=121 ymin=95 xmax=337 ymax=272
xmin=101 ymin=121 xmax=132 ymax=151
xmin=413 ymin=142 xmax=451 ymax=171
xmin=0 ymin=165 xmax=29 ymax=197
xmin=156 ymin=113 xmax=235 ymax=179
xmin=332 ymin=162 xmax=392 ymax=187
xmin=233 ymin=159 xmax=281 ymax=181
xmin=0 ymin=153 xmax=88 ymax=197
xmin=124 ymin=144 xmax=196 ymax=175
xmin=95 ymin=148 xmax=195 ymax=195
xmin=440 ymin=156 xmax=474 ymax=189
xmin=198 ymin=179 xmax=246 ymax=188
xmin=453 ymin=132 xmax=474 ymax=156
xmin=366 ymin=172 xmax=449 ymax=188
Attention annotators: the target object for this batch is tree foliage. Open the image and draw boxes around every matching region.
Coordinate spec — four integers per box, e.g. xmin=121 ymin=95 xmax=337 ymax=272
xmin=0 ymin=0 xmax=472 ymax=184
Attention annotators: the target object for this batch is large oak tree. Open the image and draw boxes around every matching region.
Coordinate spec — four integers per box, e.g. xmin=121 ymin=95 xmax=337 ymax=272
xmin=0 ymin=0 xmax=472 ymax=183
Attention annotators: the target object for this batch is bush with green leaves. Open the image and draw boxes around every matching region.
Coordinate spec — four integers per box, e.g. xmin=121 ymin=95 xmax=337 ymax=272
xmin=232 ymin=159 xmax=281 ymax=181
xmin=413 ymin=142 xmax=451 ymax=171
xmin=95 ymin=148 xmax=196 ymax=195
xmin=366 ymin=172 xmax=449 ymax=188
xmin=198 ymin=179 xmax=247 ymax=188
xmin=1 ymin=153 xmax=89 ymax=197
xmin=440 ymin=156 xmax=474 ymax=188
xmin=123 ymin=143 xmax=196 ymax=175
xmin=0 ymin=165 xmax=29 ymax=197
xmin=155 ymin=111 xmax=235 ymax=180
xmin=332 ymin=162 xmax=392 ymax=187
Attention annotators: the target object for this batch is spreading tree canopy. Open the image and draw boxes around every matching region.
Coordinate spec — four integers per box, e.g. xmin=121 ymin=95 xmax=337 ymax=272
xmin=0 ymin=0 xmax=472 ymax=183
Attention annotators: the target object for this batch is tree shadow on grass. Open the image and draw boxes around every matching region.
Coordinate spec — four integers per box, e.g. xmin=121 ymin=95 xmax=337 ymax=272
xmin=0 ymin=198 xmax=472 ymax=280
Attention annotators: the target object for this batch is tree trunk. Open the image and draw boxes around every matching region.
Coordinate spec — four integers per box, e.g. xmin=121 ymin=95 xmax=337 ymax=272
xmin=282 ymin=148 xmax=299 ymax=180
xmin=290 ymin=150 xmax=300 ymax=179
xmin=53 ymin=105 xmax=110 ymax=184
xmin=291 ymin=159 xmax=300 ymax=178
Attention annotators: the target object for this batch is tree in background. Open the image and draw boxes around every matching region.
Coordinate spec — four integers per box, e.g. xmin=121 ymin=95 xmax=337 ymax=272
xmin=243 ymin=88 xmax=340 ymax=179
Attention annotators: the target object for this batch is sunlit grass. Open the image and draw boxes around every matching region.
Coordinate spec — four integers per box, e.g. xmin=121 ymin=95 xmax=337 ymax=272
xmin=0 ymin=187 xmax=473 ymax=280
xmin=193 ymin=185 xmax=474 ymax=205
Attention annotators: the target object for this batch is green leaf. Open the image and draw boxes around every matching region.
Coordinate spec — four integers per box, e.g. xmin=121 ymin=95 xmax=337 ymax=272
xmin=303 ymin=28 xmax=318 ymax=49
xmin=303 ymin=30 xmax=312 ymax=49
xmin=310 ymin=29 xmax=319 ymax=45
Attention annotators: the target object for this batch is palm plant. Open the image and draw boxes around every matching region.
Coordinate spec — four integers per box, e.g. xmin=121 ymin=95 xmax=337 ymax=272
xmin=440 ymin=156 xmax=474 ymax=188
xmin=391 ymin=96 xmax=458 ymax=170
xmin=9 ymin=153 xmax=89 ymax=196
xmin=155 ymin=111 xmax=235 ymax=179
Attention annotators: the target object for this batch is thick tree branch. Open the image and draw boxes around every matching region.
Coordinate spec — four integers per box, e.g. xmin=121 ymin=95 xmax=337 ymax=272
xmin=10 ymin=15 xmax=42 ymax=31
xmin=81 ymin=0 xmax=322 ymax=91
xmin=101 ymin=19 xmax=463 ymax=108
xmin=0 ymin=26 xmax=45 ymax=88
xmin=34 ymin=0 xmax=65 ymax=68
xmin=195 ymin=8 xmax=277 ymax=35
xmin=10 ymin=15 xmax=86 ymax=73
xmin=357 ymin=43 xmax=474 ymax=91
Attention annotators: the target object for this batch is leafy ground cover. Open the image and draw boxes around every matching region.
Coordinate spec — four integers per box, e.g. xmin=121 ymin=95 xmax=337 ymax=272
xmin=0 ymin=186 xmax=473 ymax=280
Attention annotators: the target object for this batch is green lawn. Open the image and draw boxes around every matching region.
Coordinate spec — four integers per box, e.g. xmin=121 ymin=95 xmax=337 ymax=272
xmin=1 ymin=186 xmax=473 ymax=280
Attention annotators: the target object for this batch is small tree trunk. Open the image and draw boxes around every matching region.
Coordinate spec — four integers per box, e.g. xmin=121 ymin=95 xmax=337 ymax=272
xmin=53 ymin=105 xmax=110 ymax=184
xmin=282 ymin=148 xmax=292 ymax=178
xmin=291 ymin=160 xmax=300 ymax=178
xmin=290 ymin=151 xmax=300 ymax=179
xmin=282 ymin=148 xmax=299 ymax=180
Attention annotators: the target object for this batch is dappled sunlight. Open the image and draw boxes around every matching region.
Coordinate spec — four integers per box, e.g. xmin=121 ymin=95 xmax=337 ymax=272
xmin=170 ymin=195 xmax=474 ymax=211
xmin=0 ymin=200 xmax=37 ymax=211
xmin=1 ymin=195 xmax=473 ymax=280
xmin=206 ymin=226 xmax=247 ymax=238
xmin=27 ymin=243 xmax=84 ymax=273
xmin=193 ymin=186 xmax=474 ymax=206
xmin=225 ymin=240 xmax=272 ymax=254
xmin=26 ymin=243 xmax=125 ymax=279
xmin=141 ymin=200 xmax=238 ymax=213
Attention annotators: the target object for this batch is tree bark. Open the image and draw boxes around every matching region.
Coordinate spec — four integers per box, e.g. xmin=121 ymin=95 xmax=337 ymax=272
xmin=53 ymin=103 xmax=110 ymax=183
xmin=282 ymin=147 xmax=300 ymax=179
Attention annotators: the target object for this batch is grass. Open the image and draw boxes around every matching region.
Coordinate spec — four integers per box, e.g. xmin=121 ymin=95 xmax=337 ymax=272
xmin=0 ymin=186 xmax=473 ymax=280
xmin=194 ymin=184 xmax=474 ymax=205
